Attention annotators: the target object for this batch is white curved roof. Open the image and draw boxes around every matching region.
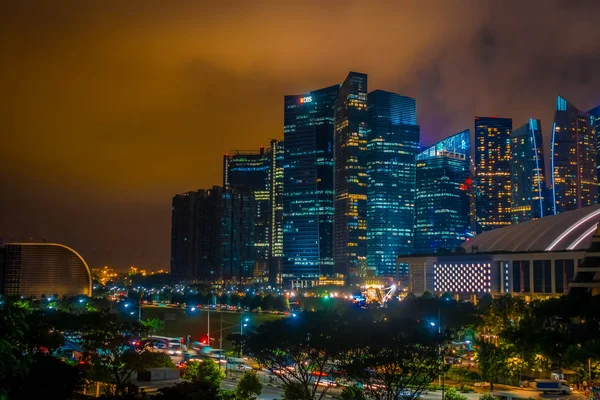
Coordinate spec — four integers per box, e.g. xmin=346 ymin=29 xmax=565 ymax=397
xmin=461 ymin=205 xmax=600 ymax=253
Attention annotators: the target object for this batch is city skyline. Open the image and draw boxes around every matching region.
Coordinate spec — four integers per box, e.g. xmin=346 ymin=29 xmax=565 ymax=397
xmin=2 ymin=1 xmax=600 ymax=270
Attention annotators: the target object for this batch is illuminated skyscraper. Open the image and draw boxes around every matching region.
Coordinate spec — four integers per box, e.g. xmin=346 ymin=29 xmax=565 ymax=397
xmin=333 ymin=72 xmax=368 ymax=277
xmin=268 ymin=139 xmax=284 ymax=283
xmin=283 ymin=85 xmax=338 ymax=280
xmin=475 ymin=116 xmax=512 ymax=233
xmin=223 ymin=148 xmax=271 ymax=277
xmin=590 ymin=105 xmax=600 ymax=201
xmin=551 ymin=96 xmax=597 ymax=214
xmin=366 ymin=90 xmax=420 ymax=276
xmin=414 ymin=130 xmax=471 ymax=253
xmin=510 ymin=119 xmax=546 ymax=223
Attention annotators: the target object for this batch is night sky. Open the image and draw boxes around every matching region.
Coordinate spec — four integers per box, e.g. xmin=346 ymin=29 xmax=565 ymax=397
xmin=1 ymin=1 xmax=599 ymax=271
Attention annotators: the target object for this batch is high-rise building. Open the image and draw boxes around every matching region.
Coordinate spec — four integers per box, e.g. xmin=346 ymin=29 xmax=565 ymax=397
xmin=510 ymin=119 xmax=547 ymax=223
xmin=283 ymin=85 xmax=338 ymax=280
xmin=223 ymin=148 xmax=271 ymax=277
xmin=414 ymin=130 xmax=471 ymax=254
xmin=551 ymin=96 xmax=597 ymax=214
xmin=474 ymin=116 xmax=513 ymax=233
xmin=589 ymin=105 xmax=600 ymax=202
xmin=170 ymin=188 xmax=223 ymax=283
xmin=333 ymin=72 xmax=368 ymax=277
xmin=221 ymin=186 xmax=267 ymax=280
xmin=366 ymin=90 xmax=420 ymax=277
xmin=223 ymin=148 xmax=270 ymax=189
xmin=269 ymin=139 xmax=284 ymax=283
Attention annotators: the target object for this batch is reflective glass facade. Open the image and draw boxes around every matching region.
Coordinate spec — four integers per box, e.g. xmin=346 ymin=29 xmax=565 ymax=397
xmin=551 ymin=96 xmax=597 ymax=214
xmin=475 ymin=117 xmax=512 ymax=233
xmin=590 ymin=105 xmax=600 ymax=202
xmin=283 ymin=85 xmax=338 ymax=279
xmin=510 ymin=119 xmax=546 ymax=223
xmin=414 ymin=130 xmax=470 ymax=254
xmin=269 ymin=139 xmax=284 ymax=282
xmin=333 ymin=72 xmax=368 ymax=277
xmin=366 ymin=90 xmax=419 ymax=276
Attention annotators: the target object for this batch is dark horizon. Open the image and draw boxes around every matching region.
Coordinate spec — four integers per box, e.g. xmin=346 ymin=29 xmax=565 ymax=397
xmin=1 ymin=1 xmax=600 ymax=271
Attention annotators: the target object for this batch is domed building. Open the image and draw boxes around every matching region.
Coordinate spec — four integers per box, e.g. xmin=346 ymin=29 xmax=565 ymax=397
xmin=0 ymin=242 xmax=92 ymax=298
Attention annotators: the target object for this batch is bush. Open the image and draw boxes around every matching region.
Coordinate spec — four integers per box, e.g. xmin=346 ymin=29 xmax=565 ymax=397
xmin=236 ymin=371 xmax=263 ymax=400
xmin=340 ymin=385 xmax=367 ymax=400
xmin=445 ymin=387 xmax=467 ymax=400
xmin=480 ymin=394 xmax=496 ymax=400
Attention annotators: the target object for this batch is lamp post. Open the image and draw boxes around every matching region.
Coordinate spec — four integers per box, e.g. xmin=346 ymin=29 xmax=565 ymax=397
xmin=240 ymin=315 xmax=249 ymax=357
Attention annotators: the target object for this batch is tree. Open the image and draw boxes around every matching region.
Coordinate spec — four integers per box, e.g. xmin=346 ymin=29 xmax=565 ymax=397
xmin=476 ymin=340 xmax=510 ymax=390
xmin=261 ymin=294 xmax=275 ymax=311
xmin=340 ymin=317 xmax=448 ymax=400
xmin=340 ymin=385 xmax=367 ymax=400
xmin=78 ymin=311 xmax=172 ymax=396
xmin=154 ymin=380 xmax=220 ymax=400
xmin=182 ymin=359 xmax=225 ymax=387
xmin=444 ymin=387 xmax=467 ymax=400
xmin=250 ymin=295 xmax=263 ymax=311
xmin=236 ymin=370 xmax=263 ymax=400
xmin=246 ymin=310 xmax=350 ymax=400
xmin=141 ymin=318 xmax=165 ymax=335
xmin=273 ymin=295 xmax=290 ymax=312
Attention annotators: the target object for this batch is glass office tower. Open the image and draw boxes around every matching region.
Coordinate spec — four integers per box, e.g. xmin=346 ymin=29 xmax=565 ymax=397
xmin=590 ymin=105 xmax=600 ymax=202
xmin=510 ymin=119 xmax=546 ymax=223
xmin=475 ymin=116 xmax=513 ymax=233
xmin=283 ymin=85 xmax=338 ymax=280
xmin=223 ymin=148 xmax=271 ymax=277
xmin=268 ymin=139 xmax=284 ymax=283
xmin=414 ymin=130 xmax=471 ymax=253
xmin=551 ymin=96 xmax=597 ymax=214
xmin=333 ymin=72 xmax=368 ymax=277
xmin=366 ymin=90 xmax=420 ymax=277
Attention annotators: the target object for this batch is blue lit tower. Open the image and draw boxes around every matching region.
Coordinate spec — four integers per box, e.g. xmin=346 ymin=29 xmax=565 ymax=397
xmin=366 ymin=90 xmax=420 ymax=276
xmin=283 ymin=85 xmax=338 ymax=280
xmin=510 ymin=119 xmax=546 ymax=223
xmin=589 ymin=105 xmax=600 ymax=202
xmin=268 ymin=139 xmax=284 ymax=284
xmin=414 ymin=130 xmax=470 ymax=253
xmin=551 ymin=96 xmax=597 ymax=214
xmin=333 ymin=72 xmax=368 ymax=278
xmin=474 ymin=116 xmax=512 ymax=233
xmin=223 ymin=148 xmax=271 ymax=279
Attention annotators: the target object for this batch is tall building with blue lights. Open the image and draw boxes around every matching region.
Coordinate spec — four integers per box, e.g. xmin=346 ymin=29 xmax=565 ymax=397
xmin=589 ymin=105 xmax=600 ymax=202
xmin=551 ymin=96 xmax=597 ymax=214
xmin=475 ymin=116 xmax=512 ymax=233
xmin=510 ymin=119 xmax=546 ymax=223
xmin=414 ymin=130 xmax=470 ymax=254
xmin=283 ymin=85 xmax=338 ymax=280
xmin=268 ymin=139 xmax=284 ymax=283
xmin=333 ymin=72 xmax=368 ymax=277
xmin=366 ymin=90 xmax=420 ymax=276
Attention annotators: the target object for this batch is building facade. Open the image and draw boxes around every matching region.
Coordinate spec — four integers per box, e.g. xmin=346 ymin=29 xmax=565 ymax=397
xmin=510 ymin=119 xmax=547 ymax=223
xmin=171 ymin=188 xmax=224 ymax=283
xmin=366 ymin=90 xmax=420 ymax=277
xmin=0 ymin=243 xmax=92 ymax=298
xmin=414 ymin=130 xmax=471 ymax=255
xmin=590 ymin=105 xmax=600 ymax=201
xmin=223 ymin=148 xmax=270 ymax=190
xmin=474 ymin=116 xmax=513 ymax=233
xmin=333 ymin=72 xmax=369 ymax=277
xmin=400 ymin=205 xmax=600 ymax=299
xmin=552 ymin=96 xmax=597 ymax=214
xmin=269 ymin=139 xmax=284 ymax=283
xmin=283 ymin=85 xmax=338 ymax=280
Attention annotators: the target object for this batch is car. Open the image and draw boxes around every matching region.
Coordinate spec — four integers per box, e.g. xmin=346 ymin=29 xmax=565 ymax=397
xmin=397 ymin=389 xmax=423 ymax=400
xmin=236 ymin=364 xmax=253 ymax=371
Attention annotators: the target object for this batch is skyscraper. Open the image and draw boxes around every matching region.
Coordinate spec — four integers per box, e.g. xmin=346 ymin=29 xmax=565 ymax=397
xmin=268 ymin=139 xmax=284 ymax=283
xmin=366 ymin=90 xmax=420 ymax=276
xmin=551 ymin=96 xmax=597 ymax=214
xmin=590 ymin=105 xmax=600 ymax=201
xmin=333 ymin=72 xmax=368 ymax=277
xmin=170 ymin=188 xmax=223 ymax=283
xmin=283 ymin=85 xmax=338 ymax=280
xmin=474 ymin=116 xmax=512 ymax=233
xmin=221 ymin=186 xmax=266 ymax=280
xmin=223 ymin=148 xmax=271 ymax=275
xmin=510 ymin=119 xmax=546 ymax=223
xmin=414 ymin=130 xmax=471 ymax=253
